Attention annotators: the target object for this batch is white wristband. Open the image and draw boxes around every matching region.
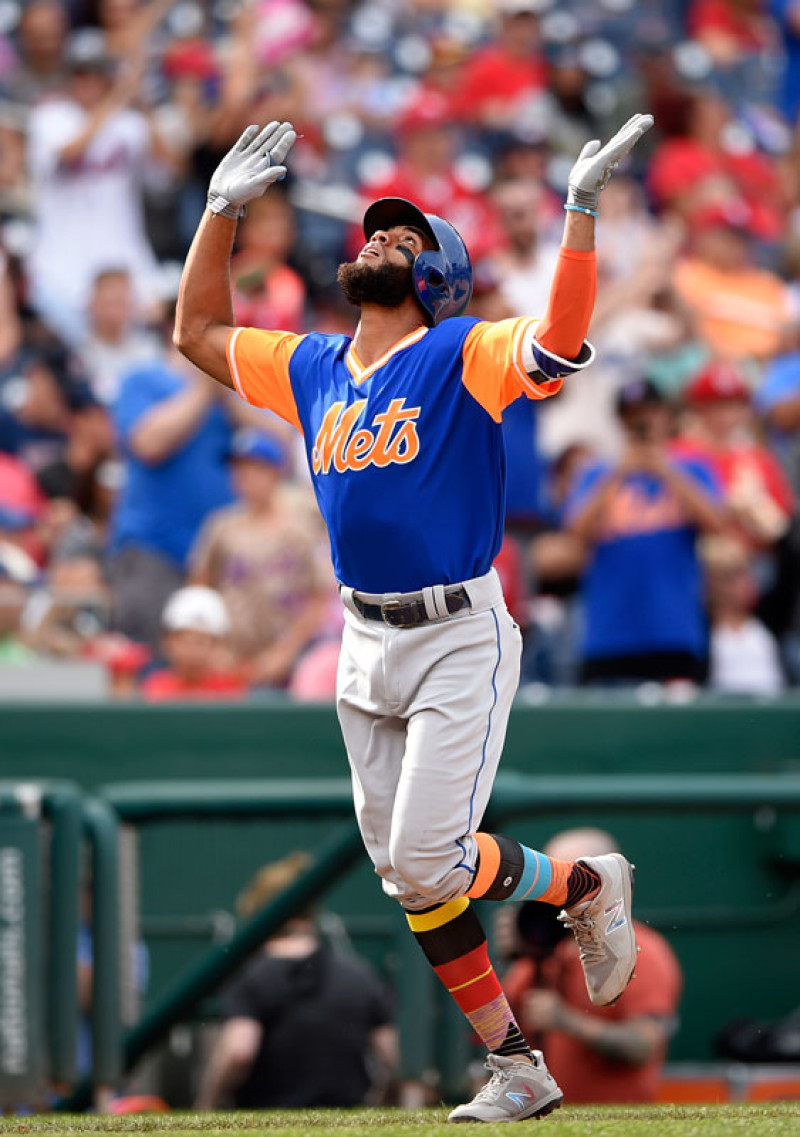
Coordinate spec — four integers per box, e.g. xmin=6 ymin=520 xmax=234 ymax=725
xmin=207 ymin=193 xmax=243 ymax=220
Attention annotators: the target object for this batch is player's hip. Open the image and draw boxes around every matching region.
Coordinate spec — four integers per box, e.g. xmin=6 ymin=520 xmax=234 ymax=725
xmin=337 ymin=570 xmax=521 ymax=715
xmin=339 ymin=567 xmax=505 ymax=630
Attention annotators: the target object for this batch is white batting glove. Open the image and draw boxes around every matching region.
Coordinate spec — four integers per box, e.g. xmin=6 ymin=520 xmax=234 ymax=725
xmin=207 ymin=120 xmax=297 ymax=220
xmin=566 ymin=113 xmax=654 ymax=214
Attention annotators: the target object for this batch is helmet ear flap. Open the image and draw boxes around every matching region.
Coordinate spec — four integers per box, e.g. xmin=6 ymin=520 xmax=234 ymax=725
xmin=413 ymin=250 xmax=450 ymax=325
xmin=412 ymin=243 xmax=472 ymax=326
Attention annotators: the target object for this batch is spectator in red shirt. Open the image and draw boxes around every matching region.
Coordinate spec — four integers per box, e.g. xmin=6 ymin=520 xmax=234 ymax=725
xmin=231 ymin=189 xmax=306 ymax=333
xmin=141 ymin=585 xmax=246 ymax=701
xmin=409 ymin=34 xmax=471 ymax=120
xmin=674 ymin=360 xmax=794 ymax=546
xmin=493 ymin=534 xmax=528 ymax=632
xmin=456 ymin=0 xmax=548 ymax=132
xmin=356 ymin=92 xmax=504 ymax=263
xmin=688 ymin=0 xmax=776 ymax=66
xmin=500 ymin=828 xmax=683 ymax=1104
xmin=648 ymin=89 xmax=786 ymax=241
xmin=0 ymin=452 xmax=47 ymax=527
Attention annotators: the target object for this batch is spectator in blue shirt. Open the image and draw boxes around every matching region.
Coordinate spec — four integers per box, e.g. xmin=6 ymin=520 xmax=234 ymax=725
xmin=771 ymin=2 xmax=800 ymax=127
xmin=565 ymin=378 xmax=724 ymax=685
xmin=108 ymin=313 xmax=236 ymax=649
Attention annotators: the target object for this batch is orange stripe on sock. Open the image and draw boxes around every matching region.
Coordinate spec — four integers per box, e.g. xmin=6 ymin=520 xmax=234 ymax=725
xmin=536 ymin=856 xmax=572 ymax=907
xmin=466 ymin=833 xmax=501 ymax=899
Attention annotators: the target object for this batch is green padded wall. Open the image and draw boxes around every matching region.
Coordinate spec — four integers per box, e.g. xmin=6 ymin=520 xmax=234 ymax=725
xmin=2 ymin=697 xmax=799 ymax=1065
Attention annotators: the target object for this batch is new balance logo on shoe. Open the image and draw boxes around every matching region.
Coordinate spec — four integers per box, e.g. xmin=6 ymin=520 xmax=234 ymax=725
xmin=447 ymin=1053 xmax=563 ymax=1123
xmin=604 ymin=897 xmax=628 ymax=934
xmin=559 ymin=853 xmax=637 ymax=1006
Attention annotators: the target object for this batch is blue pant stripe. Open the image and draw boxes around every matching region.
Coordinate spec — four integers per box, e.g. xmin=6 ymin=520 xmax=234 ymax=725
xmin=456 ymin=608 xmax=502 ymax=872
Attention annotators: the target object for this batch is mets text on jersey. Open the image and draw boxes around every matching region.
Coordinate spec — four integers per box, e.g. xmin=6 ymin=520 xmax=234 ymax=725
xmin=312 ymin=398 xmax=421 ymax=475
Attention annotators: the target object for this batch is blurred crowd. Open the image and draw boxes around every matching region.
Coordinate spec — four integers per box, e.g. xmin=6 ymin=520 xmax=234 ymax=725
xmin=2 ymin=0 xmax=800 ymax=699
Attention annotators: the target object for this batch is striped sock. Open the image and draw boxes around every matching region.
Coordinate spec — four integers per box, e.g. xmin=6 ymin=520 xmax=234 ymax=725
xmin=466 ymin=832 xmax=600 ymax=907
xmin=407 ymin=898 xmax=531 ymax=1059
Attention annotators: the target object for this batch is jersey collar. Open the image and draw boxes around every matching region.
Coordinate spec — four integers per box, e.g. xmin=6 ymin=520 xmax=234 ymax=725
xmin=345 ymin=326 xmax=428 ymax=385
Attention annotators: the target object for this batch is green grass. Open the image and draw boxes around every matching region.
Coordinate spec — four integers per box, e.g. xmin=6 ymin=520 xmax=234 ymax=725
xmin=1 ymin=1105 xmax=799 ymax=1137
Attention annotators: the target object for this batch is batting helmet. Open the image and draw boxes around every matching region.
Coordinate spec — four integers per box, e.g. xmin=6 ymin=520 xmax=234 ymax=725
xmin=362 ymin=197 xmax=473 ymax=326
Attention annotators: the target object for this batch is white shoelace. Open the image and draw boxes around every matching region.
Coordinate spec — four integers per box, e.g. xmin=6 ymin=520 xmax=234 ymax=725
xmin=472 ymin=1057 xmax=517 ymax=1102
xmin=558 ymin=909 xmax=606 ymax=963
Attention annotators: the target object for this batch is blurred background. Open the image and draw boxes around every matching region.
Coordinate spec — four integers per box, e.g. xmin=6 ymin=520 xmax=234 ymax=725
xmin=1 ymin=0 xmax=800 ymax=1118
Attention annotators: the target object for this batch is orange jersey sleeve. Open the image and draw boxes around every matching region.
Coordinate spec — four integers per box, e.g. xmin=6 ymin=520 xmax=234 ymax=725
xmin=462 ymin=317 xmax=563 ymax=423
xmin=536 ymin=247 xmax=597 ymax=361
xmin=226 ymin=327 xmax=305 ymax=431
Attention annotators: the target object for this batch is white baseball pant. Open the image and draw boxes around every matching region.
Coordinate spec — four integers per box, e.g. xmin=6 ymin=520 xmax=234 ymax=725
xmin=336 ymin=569 xmax=522 ymax=911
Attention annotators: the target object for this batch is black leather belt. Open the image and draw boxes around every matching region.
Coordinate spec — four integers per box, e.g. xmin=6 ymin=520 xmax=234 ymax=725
xmin=351 ymin=586 xmax=471 ymax=628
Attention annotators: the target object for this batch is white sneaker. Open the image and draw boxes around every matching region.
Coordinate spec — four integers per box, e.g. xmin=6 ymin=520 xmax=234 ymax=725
xmin=447 ymin=1052 xmax=563 ymax=1123
xmin=559 ymin=852 xmax=637 ymax=1007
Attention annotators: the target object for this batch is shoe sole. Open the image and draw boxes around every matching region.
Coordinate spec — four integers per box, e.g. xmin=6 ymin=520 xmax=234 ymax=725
xmin=448 ymin=1091 xmax=564 ymax=1123
xmin=597 ymin=860 xmax=637 ymax=1008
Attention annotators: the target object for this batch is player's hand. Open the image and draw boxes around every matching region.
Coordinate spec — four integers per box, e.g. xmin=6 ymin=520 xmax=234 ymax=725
xmin=207 ymin=121 xmax=297 ymax=220
xmin=567 ymin=113 xmax=654 ymax=212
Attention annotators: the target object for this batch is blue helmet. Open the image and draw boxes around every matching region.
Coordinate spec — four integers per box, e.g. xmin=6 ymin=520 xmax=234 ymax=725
xmin=362 ymin=197 xmax=473 ymax=326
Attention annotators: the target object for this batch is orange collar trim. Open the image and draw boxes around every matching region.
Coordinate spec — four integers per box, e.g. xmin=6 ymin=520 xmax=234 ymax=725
xmin=345 ymin=327 xmax=428 ymax=384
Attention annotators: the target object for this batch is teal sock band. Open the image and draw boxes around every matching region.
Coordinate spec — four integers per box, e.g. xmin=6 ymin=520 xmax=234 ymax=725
xmin=508 ymin=847 xmax=552 ymax=901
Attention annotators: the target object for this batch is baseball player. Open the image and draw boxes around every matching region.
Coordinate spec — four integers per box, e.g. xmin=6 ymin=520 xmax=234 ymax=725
xmin=175 ymin=112 xmax=653 ymax=1123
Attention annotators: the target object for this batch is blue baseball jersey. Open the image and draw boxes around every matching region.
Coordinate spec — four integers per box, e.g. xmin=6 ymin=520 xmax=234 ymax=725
xmin=565 ymin=457 xmax=721 ymax=661
xmin=227 ymin=316 xmax=561 ymax=593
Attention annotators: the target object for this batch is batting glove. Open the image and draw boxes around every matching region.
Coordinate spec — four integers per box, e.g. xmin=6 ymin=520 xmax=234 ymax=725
xmin=566 ymin=113 xmax=654 ymax=214
xmin=207 ymin=120 xmax=297 ymax=220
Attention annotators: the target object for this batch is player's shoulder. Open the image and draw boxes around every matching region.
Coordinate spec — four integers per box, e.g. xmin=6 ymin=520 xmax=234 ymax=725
xmin=433 ymin=316 xmax=481 ymax=336
xmin=425 ymin=315 xmax=481 ymax=350
xmin=293 ymin=330 xmax=351 ymax=360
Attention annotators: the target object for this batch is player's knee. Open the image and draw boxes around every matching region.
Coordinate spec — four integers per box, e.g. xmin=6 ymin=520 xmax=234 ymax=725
xmin=388 ymin=837 xmax=460 ymax=905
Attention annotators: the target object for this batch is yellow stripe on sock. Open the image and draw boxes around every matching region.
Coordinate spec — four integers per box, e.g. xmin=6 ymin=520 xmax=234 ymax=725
xmin=406 ymin=897 xmax=470 ymax=932
xmin=448 ymin=965 xmax=493 ymax=993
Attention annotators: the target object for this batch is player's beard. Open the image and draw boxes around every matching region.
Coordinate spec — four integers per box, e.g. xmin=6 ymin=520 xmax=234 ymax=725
xmin=337 ymin=259 xmax=414 ymax=309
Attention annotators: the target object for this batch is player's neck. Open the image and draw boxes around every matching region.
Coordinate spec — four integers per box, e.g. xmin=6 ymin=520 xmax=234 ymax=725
xmin=352 ymin=303 xmax=428 ymax=367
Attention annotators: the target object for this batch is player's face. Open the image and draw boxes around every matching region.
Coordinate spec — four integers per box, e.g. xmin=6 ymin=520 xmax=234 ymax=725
xmin=338 ymin=224 xmax=433 ymax=310
xmin=358 ymin=225 xmax=428 ymax=268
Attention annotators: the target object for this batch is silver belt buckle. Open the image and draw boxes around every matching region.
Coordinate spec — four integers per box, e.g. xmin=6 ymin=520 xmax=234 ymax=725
xmin=380 ymin=594 xmax=403 ymax=624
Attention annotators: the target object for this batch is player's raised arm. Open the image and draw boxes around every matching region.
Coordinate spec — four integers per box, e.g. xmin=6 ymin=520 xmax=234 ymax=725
xmin=174 ymin=121 xmax=297 ymax=388
xmin=530 ymin=114 xmax=654 ymax=378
